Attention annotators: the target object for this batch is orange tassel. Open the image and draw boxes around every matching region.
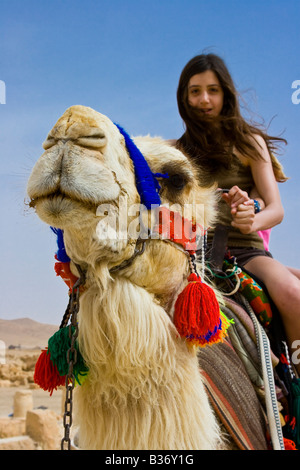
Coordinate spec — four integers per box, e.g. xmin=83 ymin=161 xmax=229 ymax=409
xmin=34 ymin=348 xmax=66 ymax=396
xmin=174 ymin=273 xmax=222 ymax=346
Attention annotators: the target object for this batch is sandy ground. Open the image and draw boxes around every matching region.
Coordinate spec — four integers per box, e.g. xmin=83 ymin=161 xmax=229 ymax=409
xmin=0 ymin=348 xmax=64 ymax=418
xmin=0 ymin=386 xmax=63 ymax=417
xmin=0 ymin=348 xmax=80 ymax=449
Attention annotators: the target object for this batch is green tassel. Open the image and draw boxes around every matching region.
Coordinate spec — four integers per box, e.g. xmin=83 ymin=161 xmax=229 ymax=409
xmin=48 ymin=326 xmax=89 ymax=385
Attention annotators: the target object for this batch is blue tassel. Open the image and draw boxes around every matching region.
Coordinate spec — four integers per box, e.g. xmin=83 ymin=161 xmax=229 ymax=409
xmin=50 ymin=227 xmax=70 ymax=262
xmin=115 ymin=124 xmax=162 ymax=209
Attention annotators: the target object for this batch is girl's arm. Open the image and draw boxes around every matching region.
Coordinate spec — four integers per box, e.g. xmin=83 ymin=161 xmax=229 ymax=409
xmin=247 ymin=134 xmax=284 ymax=232
xmin=222 ymin=135 xmax=284 ymax=234
xmin=249 ymin=187 xmax=266 ymax=211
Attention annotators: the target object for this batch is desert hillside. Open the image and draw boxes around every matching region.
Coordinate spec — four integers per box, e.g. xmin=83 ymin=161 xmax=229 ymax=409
xmin=0 ymin=318 xmax=58 ymax=349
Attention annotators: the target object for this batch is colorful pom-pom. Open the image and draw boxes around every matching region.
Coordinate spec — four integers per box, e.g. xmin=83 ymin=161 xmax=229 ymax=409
xmin=34 ymin=348 xmax=66 ymax=396
xmin=174 ymin=273 xmax=230 ymax=347
xmin=34 ymin=327 xmax=89 ymax=395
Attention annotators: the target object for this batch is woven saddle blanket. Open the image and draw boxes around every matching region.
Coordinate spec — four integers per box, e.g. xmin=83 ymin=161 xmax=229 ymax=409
xmin=198 ymin=297 xmax=271 ymax=450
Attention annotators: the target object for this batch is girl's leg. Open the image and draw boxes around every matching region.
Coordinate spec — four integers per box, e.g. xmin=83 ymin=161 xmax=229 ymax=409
xmin=244 ymin=256 xmax=300 ymax=376
xmin=287 ymin=266 xmax=300 ymax=280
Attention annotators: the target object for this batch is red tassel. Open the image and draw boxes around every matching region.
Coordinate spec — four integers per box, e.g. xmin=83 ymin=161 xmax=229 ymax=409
xmin=34 ymin=348 xmax=66 ymax=396
xmin=54 ymin=259 xmax=79 ymax=291
xmin=283 ymin=437 xmax=297 ymax=450
xmin=174 ymin=273 xmax=222 ymax=346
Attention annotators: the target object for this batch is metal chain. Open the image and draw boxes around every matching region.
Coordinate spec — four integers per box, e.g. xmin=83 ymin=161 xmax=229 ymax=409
xmin=61 ymin=265 xmax=85 ymax=450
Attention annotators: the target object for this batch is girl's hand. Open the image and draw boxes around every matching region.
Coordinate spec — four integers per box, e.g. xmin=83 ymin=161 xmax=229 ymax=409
xmin=220 ymin=185 xmax=252 ymax=215
xmin=219 ymin=186 xmax=256 ymax=233
xmin=231 ymin=200 xmax=255 ymax=234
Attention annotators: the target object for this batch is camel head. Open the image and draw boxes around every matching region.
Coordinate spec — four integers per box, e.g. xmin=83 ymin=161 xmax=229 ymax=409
xmin=27 ymin=106 xmax=139 ymax=228
xmin=27 ymin=105 xmax=217 ymax=299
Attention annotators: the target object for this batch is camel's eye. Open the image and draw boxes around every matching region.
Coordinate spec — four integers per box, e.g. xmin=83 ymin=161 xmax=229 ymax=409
xmin=168 ymin=174 xmax=186 ymax=190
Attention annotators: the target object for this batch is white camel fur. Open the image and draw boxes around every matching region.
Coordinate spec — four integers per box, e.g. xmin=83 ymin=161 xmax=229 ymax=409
xmin=27 ymin=105 xmax=224 ymax=450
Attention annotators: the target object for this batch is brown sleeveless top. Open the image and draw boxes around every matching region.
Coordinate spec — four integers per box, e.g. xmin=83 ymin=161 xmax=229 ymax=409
xmin=205 ymin=155 xmax=264 ymax=249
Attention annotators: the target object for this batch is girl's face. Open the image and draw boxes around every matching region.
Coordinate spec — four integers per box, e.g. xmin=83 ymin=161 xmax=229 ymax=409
xmin=187 ymin=70 xmax=224 ymax=117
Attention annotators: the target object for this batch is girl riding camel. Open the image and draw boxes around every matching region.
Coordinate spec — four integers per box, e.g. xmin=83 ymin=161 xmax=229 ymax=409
xmin=175 ymin=53 xmax=300 ymax=374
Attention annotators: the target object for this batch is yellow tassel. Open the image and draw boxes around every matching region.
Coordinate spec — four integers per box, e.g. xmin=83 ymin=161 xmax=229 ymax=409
xmin=220 ymin=310 xmax=235 ymax=333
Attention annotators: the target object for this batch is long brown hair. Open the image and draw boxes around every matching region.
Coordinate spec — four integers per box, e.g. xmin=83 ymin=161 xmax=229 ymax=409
xmin=176 ymin=54 xmax=288 ymax=182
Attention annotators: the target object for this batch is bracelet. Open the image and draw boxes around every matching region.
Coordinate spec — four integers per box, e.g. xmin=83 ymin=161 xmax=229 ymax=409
xmin=253 ymin=199 xmax=261 ymax=214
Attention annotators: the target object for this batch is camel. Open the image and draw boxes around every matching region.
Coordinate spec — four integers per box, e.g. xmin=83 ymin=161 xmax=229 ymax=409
xmin=27 ymin=105 xmax=295 ymax=451
xmin=27 ymin=105 xmax=226 ymax=450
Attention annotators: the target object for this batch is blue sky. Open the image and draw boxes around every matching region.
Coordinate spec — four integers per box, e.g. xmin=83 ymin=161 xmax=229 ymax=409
xmin=1 ymin=0 xmax=300 ymax=325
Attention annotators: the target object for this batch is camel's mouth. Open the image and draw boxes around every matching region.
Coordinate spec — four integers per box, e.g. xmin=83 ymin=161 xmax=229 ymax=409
xmin=29 ymin=191 xmax=71 ymax=209
xmin=28 ymin=189 xmax=104 ymax=229
xmin=28 ymin=191 xmax=102 ymax=229
xmin=29 ymin=190 xmax=99 ymax=211
xmin=29 ymin=190 xmax=62 ymax=208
